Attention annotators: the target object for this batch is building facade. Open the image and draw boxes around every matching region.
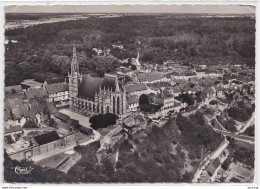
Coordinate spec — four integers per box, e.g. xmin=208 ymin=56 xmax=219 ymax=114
xmin=68 ymin=43 xmax=127 ymax=115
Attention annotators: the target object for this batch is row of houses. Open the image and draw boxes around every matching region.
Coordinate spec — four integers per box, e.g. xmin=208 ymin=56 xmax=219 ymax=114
xmin=5 ymin=77 xmax=69 ymax=108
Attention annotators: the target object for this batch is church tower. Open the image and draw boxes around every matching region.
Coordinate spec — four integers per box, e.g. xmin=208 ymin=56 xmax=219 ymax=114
xmin=68 ymin=41 xmax=82 ymax=108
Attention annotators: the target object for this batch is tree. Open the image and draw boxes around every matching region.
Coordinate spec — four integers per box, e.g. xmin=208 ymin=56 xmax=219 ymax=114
xmin=222 ymin=158 xmax=231 ymax=170
xmin=23 ymin=120 xmax=38 ymax=128
xmin=89 ymin=113 xmax=119 ymax=130
xmin=139 ymin=94 xmax=149 ymax=105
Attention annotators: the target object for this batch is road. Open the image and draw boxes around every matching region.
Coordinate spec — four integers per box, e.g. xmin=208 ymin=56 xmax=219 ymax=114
xmin=192 ymin=139 xmax=229 ymax=182
xmin=237 ymin=112 xmax=255 ymax=134
xmin=192 ymin=104 xmax=255 ymax=182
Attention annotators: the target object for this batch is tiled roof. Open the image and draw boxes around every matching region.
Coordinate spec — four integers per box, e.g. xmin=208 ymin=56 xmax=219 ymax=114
xmin=126 ymin=95 xmax=139 ymax=105
xmin=5 ymin=93 xmax=26 ymax=110
xmin=5 ymin=125 xmax=23 ymax=134
xmin=5 ymin=85 xmax=23 ymax=94
xmin=202 ymin=87 xmax=215 ymax=95
xmin=45 ymin=83 xmax=69 ymax=94
xmin=125 ymin=83 xmax=147 ymax=93
xmin=25 ymin=88 xmax=48 ymax=99
xmin=45 ymin=78 xmax=65 ymax=85
xmin=11 ymin=104 xmax=29 ymax=120
xmin=33 ymin=131 xmax=60 ymax=145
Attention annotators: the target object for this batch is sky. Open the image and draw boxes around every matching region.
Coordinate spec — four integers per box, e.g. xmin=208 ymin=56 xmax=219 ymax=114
xmin=5 ymin=4 xmax=255 ymax=14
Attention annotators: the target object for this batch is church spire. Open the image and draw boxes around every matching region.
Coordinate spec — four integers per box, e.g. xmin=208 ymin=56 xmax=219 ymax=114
xmin=71 ymin=40 xmax=79 ymax=76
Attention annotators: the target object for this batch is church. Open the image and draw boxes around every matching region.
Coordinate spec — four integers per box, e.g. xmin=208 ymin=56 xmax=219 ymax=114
xmin=68 ymin=43 xmax=127 ymax=115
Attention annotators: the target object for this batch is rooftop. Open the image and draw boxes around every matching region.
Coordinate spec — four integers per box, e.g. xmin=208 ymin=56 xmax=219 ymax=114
xmin=45 ymin=77 xmax=65 ymax=85
xmin=25 ymin=88 xmax=48 ymax=99
xmin=45 ymin=83 xmax=69 ymax=94
xmin=125 ymin=83 xmax=147 ymax=93
xmin=126 ymin=95 xmax=139 ymax=105
xmin=33 ymin=131 xmax=60 ymax=145
xmin=5 ymin=125 xmax=23 ymax=134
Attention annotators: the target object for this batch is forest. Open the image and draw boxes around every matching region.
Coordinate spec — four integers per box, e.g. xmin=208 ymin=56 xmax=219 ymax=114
xmin=5 ymin=14 xmax=255 ymax=86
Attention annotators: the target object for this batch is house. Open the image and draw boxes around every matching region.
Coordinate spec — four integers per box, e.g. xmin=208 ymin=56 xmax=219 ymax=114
xmin=153 ymin=92 xmax=176 ymax=110
xmin=126 ymin=95 xmax=139 ymax=112
xmin=8 ymin=104 xmax=29 ymax=127
xmin=55 ymin=122 xmax=72 ymax=136
xmin=123 ymin=115 xmax=144 ymax=133
xmin=125 ymin=83 xmax=148 ymax=97
xmin=5 ymin=93 xmax=26 ymax=110
xmin=44 ymin=77 xmax=66 ymax=85
xmin=206 ymin=158 xmax=221 ymax=176
xmin=7 ymin=131 xmax=78 ymax=161
xmin=27 ymin=99 xmax=49 ymax=125
xmin=45 ymin=83 xmax=69 ymax=107
xmin=202 ymin=86 xmax=216 ymax=99
xmin=25 ymin=88 xmax=48 ymax=100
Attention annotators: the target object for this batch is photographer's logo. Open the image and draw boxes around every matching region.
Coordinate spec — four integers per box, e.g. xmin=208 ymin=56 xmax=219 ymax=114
xmin=14 ymin=166 xmax=34 ymax=174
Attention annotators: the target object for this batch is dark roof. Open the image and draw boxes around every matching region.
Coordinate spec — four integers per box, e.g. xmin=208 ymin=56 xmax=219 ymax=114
xmin=25 ymin=88 xmax=48 ymax=99
xmin=5 ymin=125 xmax=23 ymax=134
xmin=125 ymin=83 xmax=147 ymax=93
xmin=78 ymin=74 xmax=120 ymax=100
xmin=55 ymin=112 xmax=70 ymax=122
xmin=68 ymin=119 xmax=80 ymax=127
xmin=79 ymin=126 xmax=93 ymax=135
xmin=45 ymin=83 xmax=69 ymax=94
xmin=33 ymin=131 xmax=60 ymax=145
xmin=5 ymin=85 xmax=23 ymax=94
xmin=222 ymin=80 xmax=229 ymax=85
xmin=45 ymin=78 xmax=65 ymax=85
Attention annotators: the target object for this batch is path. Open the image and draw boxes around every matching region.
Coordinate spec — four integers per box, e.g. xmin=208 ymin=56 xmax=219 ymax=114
xmin=237 ymin=112 xmax=255 ymax=134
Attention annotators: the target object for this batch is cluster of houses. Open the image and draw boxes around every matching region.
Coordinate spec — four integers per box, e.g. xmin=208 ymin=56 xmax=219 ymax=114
xmin=4 ymin=77 xmax=95 ymax=161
